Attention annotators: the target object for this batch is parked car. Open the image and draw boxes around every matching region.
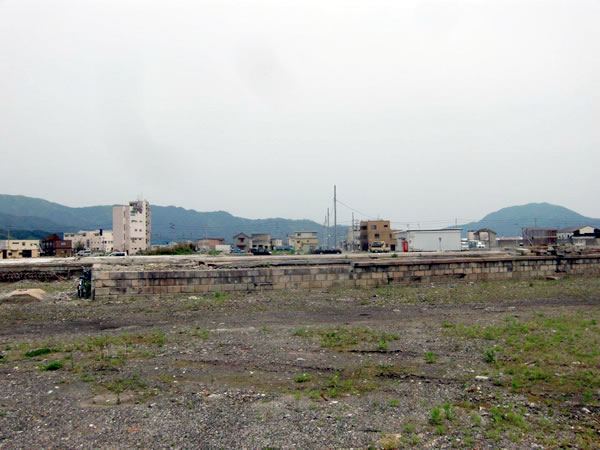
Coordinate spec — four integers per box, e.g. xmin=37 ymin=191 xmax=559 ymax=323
xmin=231 ymin=248 xmax=245 ymax=254
xmin=313 ymin=248 xmax=342 ymax=254
xmin=369 ymin=241 xmax=390 ymax=253
xmin=76 ymin=250 xmax=92 ymax=257
xmin=108 ymin=251 xmax=127 ymax=257
xmin=274 ymin=245 xmax=294 ymax=252
xmin=250 ymin=248 xmax=271 ymax=256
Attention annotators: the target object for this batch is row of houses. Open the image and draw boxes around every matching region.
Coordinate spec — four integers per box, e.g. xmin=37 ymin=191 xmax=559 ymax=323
xmin=231 ymin=231 xmax=319 ymax=253
xmin=349 ymin=220 xmax=600 ymax=252
xmin=0 ymin=233 xmax=75 ymax=259
xmin=523 ymin=225 xmax=600 ymax=247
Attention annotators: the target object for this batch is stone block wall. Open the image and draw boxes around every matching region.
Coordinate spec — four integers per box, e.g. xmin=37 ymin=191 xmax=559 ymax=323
xmin=92 ymin=255 xmax=600 ymax=299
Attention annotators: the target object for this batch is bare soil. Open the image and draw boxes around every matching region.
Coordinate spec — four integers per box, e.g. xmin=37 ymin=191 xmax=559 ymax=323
xmin=0 ymin=278 xmax=599 ymax=449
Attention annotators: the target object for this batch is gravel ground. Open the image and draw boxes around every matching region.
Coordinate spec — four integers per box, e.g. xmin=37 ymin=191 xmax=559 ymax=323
xmin=0 ymin=278 xmax=599 ymax=449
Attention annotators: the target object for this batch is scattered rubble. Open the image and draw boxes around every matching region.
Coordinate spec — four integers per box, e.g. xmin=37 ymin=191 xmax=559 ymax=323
xmin=0 ymin=288 xmax=47 ymax=304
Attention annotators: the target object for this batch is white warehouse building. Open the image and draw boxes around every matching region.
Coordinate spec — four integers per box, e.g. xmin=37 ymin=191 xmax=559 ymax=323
xmin=394 ymin=229 xmax=462 ymax=252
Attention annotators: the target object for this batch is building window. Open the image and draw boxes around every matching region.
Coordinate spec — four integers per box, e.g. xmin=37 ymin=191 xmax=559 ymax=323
xmin=374 ymin=234 xmax=380 ymax=239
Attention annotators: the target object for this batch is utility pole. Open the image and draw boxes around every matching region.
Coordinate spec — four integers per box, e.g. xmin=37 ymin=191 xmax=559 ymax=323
xmin=352 ymin=212 xmax=355 ymax=252
xmin=333 ymin=185 xmax=337 ymax=249
xmin=327 ymin=208 xmax=330 ymax=248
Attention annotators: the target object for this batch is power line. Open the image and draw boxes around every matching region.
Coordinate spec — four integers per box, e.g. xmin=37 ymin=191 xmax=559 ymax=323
xmin=335 ymin=198 xmax=378 ymax=220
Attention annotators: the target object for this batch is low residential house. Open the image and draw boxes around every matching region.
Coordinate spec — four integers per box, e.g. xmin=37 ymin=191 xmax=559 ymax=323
xmin=251 ymin=234 xmax=271 ymax=251
xmin=233 ymin=233 xmax=252 ymax=252
xmin=394 ymin=229 xmax=461 ymax=252
xmin=0 ymin=240 xmax=41 ymax=259
xmin=197 ymin=238 xmax=225 ymax=251
xmin=41 ymin=234 xmax=73 ymax=257
xmin=288 ymin=231 xmax=319 ymax=254
xmin=473 ymin=228 xmax=497 ymax=248
xmin=359 ymin=220 xmax=395 ymax=251
xmin=497 ymin=237 xmax=523 ymax=249
xmin=558 ymin=226 xmax=599 ymax=246
xmin=270 ymin=238 xmax=283 ymax=248
xmin=522 ymin=228 xmax=558 ymax=246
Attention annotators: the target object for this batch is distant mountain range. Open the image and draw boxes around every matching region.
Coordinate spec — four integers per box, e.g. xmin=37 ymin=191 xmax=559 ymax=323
xmin=458 ymin=203 xmax=600 ymax=237
xmin=0 ymin=195 xmax=345 ymax=244
xmin=1 ymin=195 xmax=597 ymax=243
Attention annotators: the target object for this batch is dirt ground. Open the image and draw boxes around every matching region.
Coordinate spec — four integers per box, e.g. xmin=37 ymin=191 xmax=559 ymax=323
xmin=0 ymin=277 xmax=599 ymax=449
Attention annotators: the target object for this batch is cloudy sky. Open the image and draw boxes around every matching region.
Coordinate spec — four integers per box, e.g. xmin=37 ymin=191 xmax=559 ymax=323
xmin=1 ymin=0 xmax=599 ymax=228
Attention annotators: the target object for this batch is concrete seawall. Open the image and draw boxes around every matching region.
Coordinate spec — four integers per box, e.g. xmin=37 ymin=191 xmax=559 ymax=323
xmin=91 ymin=254 xmax=600 ymax=299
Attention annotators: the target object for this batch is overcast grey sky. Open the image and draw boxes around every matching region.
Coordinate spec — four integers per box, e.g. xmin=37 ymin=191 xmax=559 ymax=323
xmin=1 ymin=0 xmax=599 ymax=227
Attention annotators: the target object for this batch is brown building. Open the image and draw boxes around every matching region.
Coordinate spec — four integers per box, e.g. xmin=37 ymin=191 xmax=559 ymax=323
xmin=522 ymin=228 xmax=558 ymax=246
xmin=197 ymin=238 xmax=225 ymax=251
xmin=359 ymin=220 xmax=395 ymax=251
xmin=41 ymin=234 xmax=73 ymax=257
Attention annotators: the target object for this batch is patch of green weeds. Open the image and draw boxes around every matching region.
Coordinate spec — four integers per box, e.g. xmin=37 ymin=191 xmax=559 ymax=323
xmin=295 ymin=373 xmax=311 ymax=383
xmin=314 ymin=326 xmax=400 ymax=351
xmin=429 ymin=407 xmax=443 ymax=425
xmin=41 ymin=361 xmax=63 ymax=371
xmin=424 ymin=351 xmax=437 ymax=364
xmin=442 ymin=402 xmax=454 ymax=420
xmin=484 ymin=348 xmax=496 ymax=364
xmin=388 ymin=399 xmax=399 ymax=407
xmin=449 ymin=312 xmax=600 ymax=402
xmin=81 ymin=372 xmax=96 ymax=382
xmin=292 ymin=328 xmax=313 ymax=337
xmin=24 ymin=348 xmax=54 ymax=358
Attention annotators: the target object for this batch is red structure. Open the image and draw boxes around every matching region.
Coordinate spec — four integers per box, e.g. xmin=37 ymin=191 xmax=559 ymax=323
xmin=41 ymin=234 xmax=73 ymax=257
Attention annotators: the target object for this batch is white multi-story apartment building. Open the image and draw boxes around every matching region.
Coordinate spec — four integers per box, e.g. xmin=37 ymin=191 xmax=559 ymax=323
xmin=112 ymin=200 xmax=152 ymax=255
xmin=64 ymin=229 xmax=113 ymax=253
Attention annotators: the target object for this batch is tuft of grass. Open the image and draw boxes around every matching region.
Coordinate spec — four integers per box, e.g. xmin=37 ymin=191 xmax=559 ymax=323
xmin=24 ymin=348 xmax=53 ymax=358
xmin=442 ymin=402 xmax=454 ymax=421
xmin=388 ymin=399 xmax=399 ymax=408
xmin=424 ymin=351 xmax=437 ymax=364
xmin=429 ymin=407 xmax=442 ymax=425
xmin=295 ymin=373 xmax=311 ymax=383
xmin=292 ymin=328 xmax=313 ymax=337
xmin=42 ymin=361 xmax=63 ymax=371
xmin=484 ymin=348 xmax=496 ymax=364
